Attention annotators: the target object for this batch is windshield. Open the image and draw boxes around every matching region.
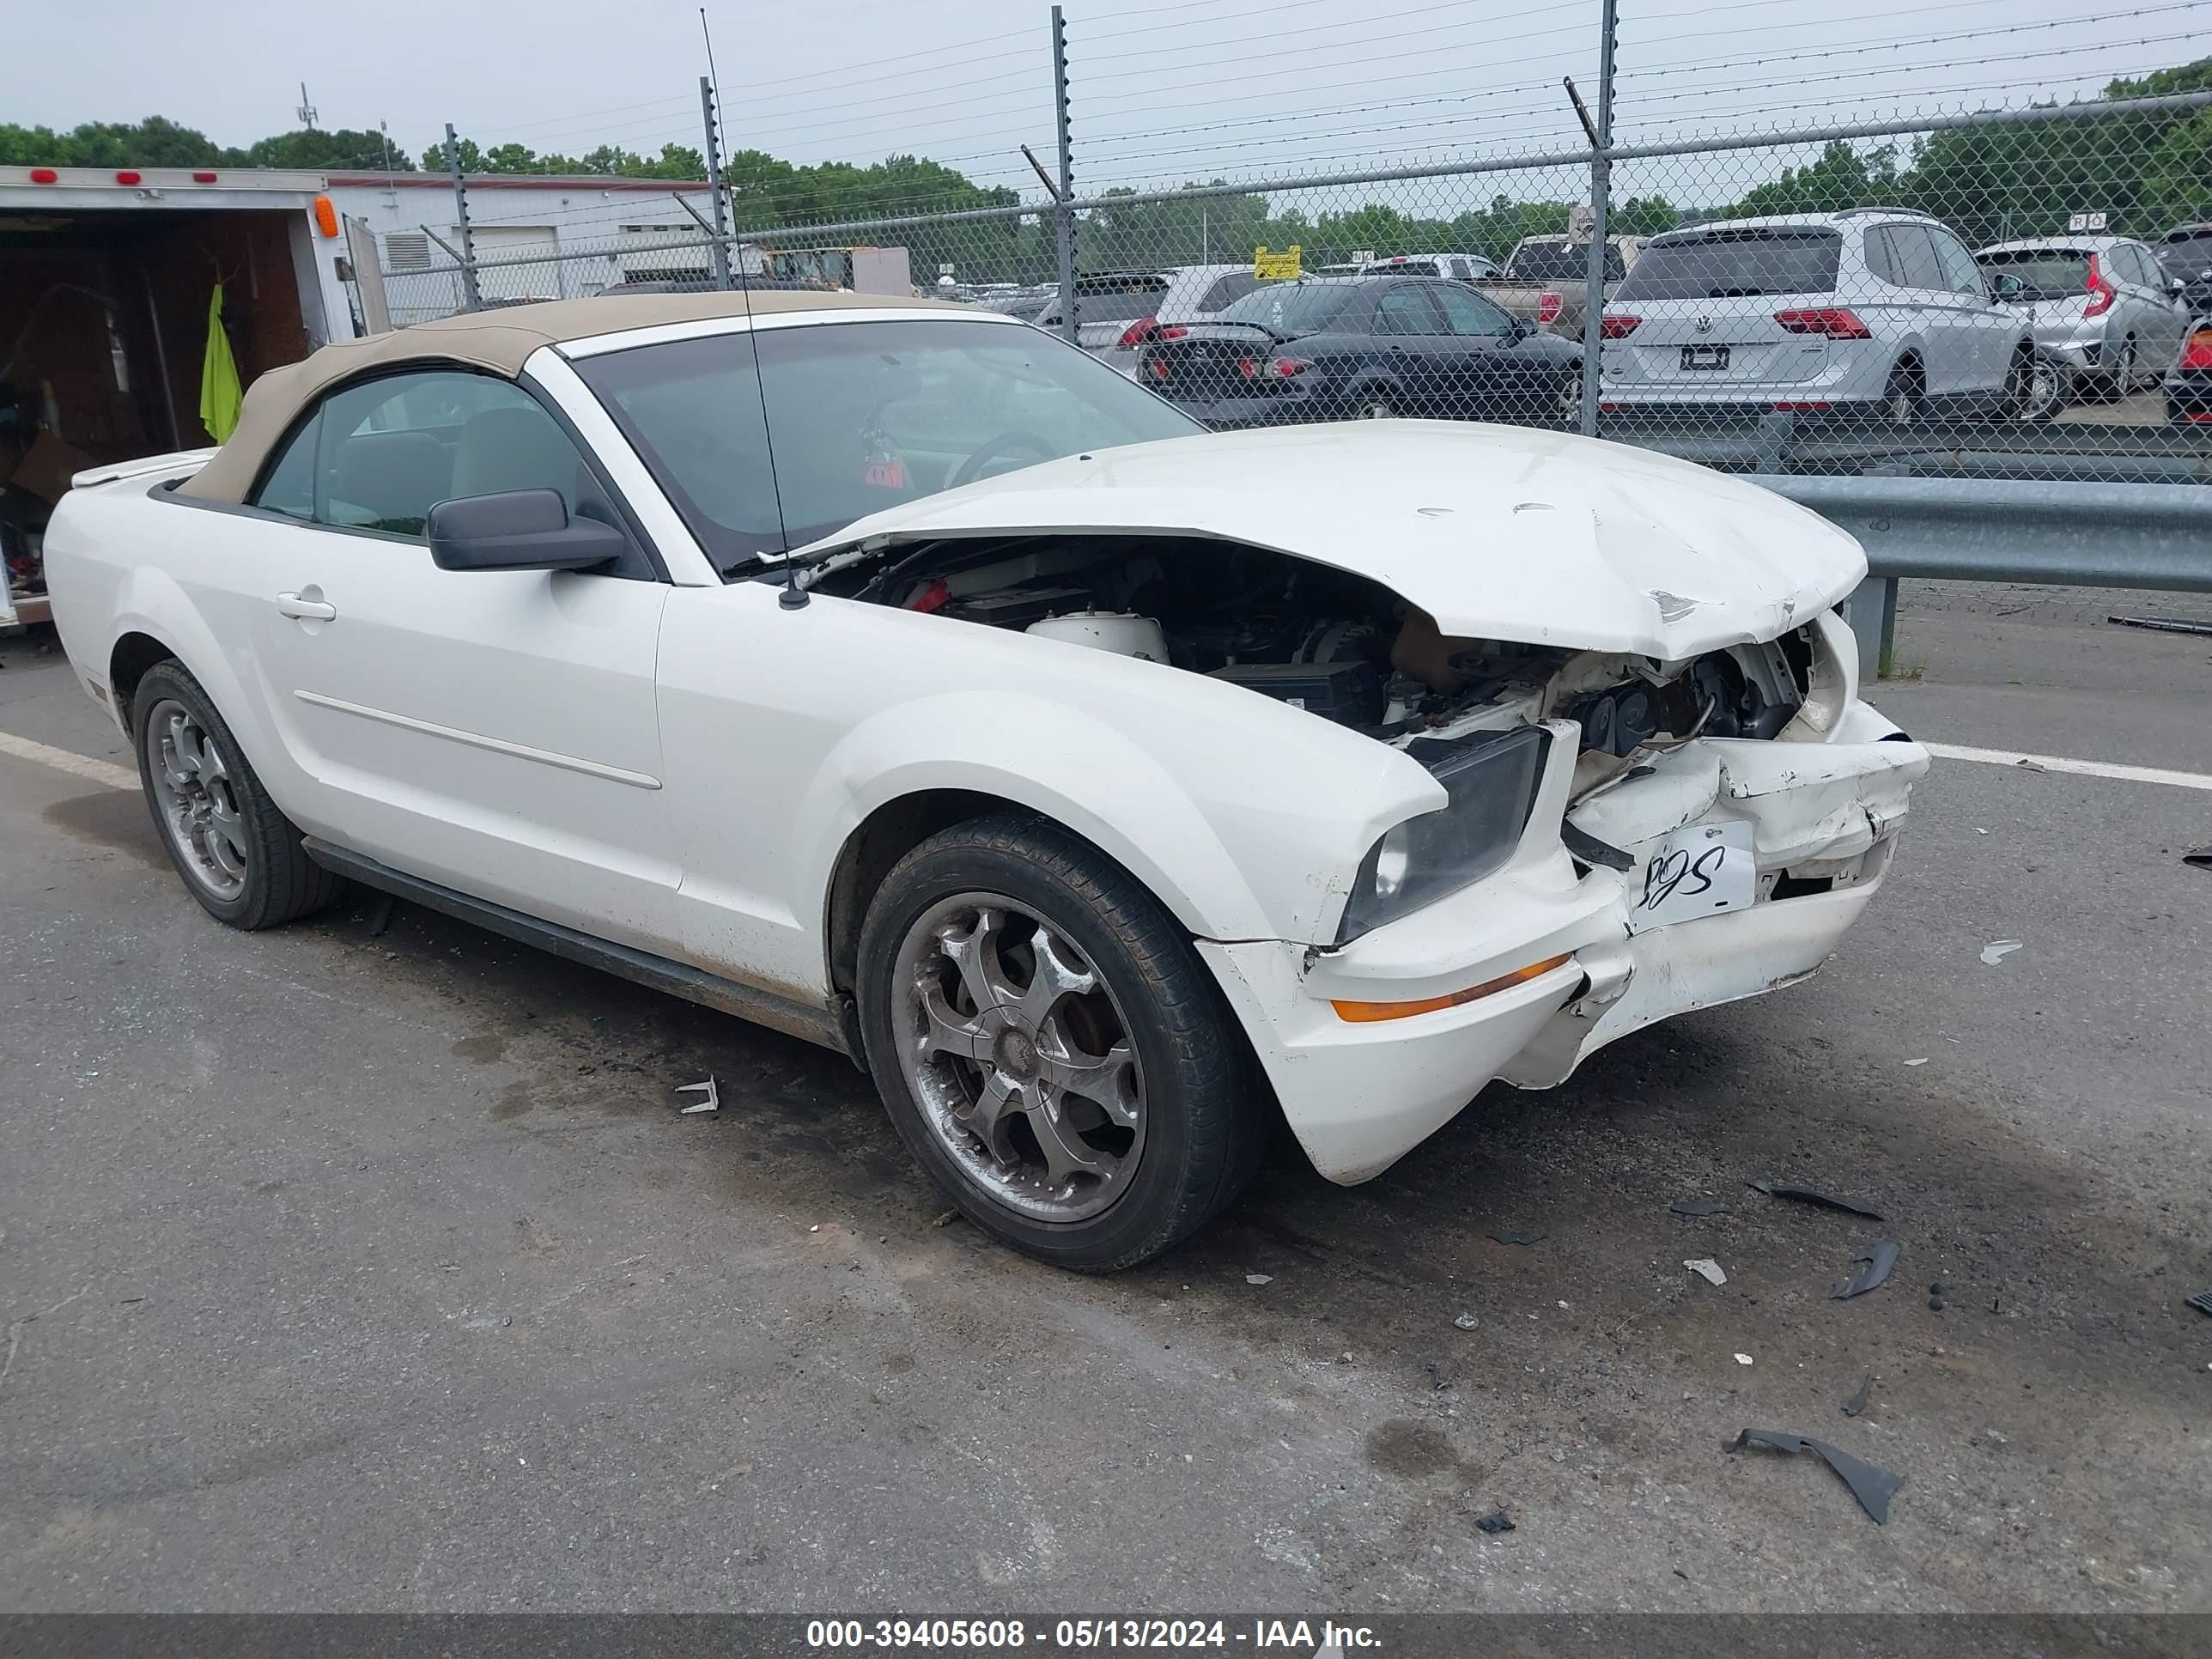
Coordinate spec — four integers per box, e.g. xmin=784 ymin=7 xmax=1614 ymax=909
xmin=1213 ymin=281 xmax=1358 ymax=336
xmin=1507 ymin=241 xmax=1626 ymax=283
xmin=1615 ymin=228 xmax=1840 ymax=300
xmin=573 ymin=318 xmax=1200 ymax=568
xmin=1975 ymin=248 xmax=2093 ymax=301
xmin=2159 ymin=231 xmax=2212 ymax=280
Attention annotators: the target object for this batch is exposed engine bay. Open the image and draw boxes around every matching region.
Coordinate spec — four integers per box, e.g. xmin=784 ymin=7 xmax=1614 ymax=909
xmin=814 ymin=534 xmax=1828 ymax=782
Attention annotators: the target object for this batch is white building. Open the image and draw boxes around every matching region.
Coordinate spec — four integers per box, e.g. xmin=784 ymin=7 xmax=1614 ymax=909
xmin=326 ymin=171 xmax=727 ymax=321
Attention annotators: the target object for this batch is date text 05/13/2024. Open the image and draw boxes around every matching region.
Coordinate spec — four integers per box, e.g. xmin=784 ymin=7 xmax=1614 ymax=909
xmin=805 ymin=1618 xmax=1382 ymax=1650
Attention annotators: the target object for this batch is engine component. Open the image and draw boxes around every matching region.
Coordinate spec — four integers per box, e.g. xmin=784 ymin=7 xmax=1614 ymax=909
xmin=946 ymin=586 xmax=1091 ymax=629
xmin=1208 ymin=660 xmax=1385 ymax=726
xmin=1026 ymin=611 xmax=1170 ymax=661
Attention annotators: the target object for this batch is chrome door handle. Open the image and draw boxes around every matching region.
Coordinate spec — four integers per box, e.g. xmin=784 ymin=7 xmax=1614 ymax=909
xmin=275 ymin=592 xmax=337 ymax=621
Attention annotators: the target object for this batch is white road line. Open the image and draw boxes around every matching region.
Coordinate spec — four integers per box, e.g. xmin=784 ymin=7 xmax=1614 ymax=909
xmin=1924 ymin=741 xmax=2212 ymax=793
xmin=0 ymin=730 xmax=137 ymax=792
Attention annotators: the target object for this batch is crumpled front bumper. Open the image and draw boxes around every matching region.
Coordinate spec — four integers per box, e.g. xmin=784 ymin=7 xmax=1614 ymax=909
xmin=1200 ymin=701 xmax=1929 ymax=1184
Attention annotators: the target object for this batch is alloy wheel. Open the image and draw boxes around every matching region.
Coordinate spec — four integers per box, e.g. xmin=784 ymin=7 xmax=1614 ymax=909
xmin=891 ymin=894 xmax=1146 ymax=1224
xmin=143 ymin=697 xmax=248 ymax=901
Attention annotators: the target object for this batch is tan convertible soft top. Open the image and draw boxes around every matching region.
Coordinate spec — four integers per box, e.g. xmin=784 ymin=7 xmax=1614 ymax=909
xmin=181 ymin=289 xmax=975 ymax=504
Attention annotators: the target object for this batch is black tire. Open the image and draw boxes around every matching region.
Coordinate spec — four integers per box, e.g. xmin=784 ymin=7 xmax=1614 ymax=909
xmin=2005 ymin=346 xmax=2062 ymax=425
xmin=856 ymin=813 xmax=1264 ymax=1271
xmin=1353 ymin=389 xmax=1397 ymax=420
xmin=132 ymin=660 xmax=344 ymax=930
xmin=1880 ymin=359 xmax=1924 ymax=428
xmin=2101 ymin=337 xmax=2137 ymax=402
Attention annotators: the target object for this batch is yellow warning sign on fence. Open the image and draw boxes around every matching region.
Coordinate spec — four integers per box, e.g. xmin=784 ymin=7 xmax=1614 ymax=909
xmin=1253 ymin=245 xmax=1302 ymax=281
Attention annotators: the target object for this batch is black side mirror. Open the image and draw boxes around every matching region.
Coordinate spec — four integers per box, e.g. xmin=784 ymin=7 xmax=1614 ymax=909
xmin=1990 ymin=273 xmax=2026 ymax=300
xmin=1510 ymin=316 xmax=1535 ymax=340
xmin=426 ymin=489 xmax=626 ymax=573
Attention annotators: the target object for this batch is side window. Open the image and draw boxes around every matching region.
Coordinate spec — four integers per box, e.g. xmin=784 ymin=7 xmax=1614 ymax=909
xmin=252 ymin=369 xmax=647 ymax=575
xmin=1930 ymin=230 xmax=1984 ymax=297
xmin=312 ymin=371 xmax=592 ymax=541
xmin=1372 ymin=286 xmax=1443 ymax=335
xmin=252 ymin=410 xmax=319 ymax=522
xmin=1863 ymin=228 xmax=1898 ymax=285
xmin=1432 ymin=283 xmax=1513 ymax=337
xmin=1887 ymin=226 xmax=1945 ymax=292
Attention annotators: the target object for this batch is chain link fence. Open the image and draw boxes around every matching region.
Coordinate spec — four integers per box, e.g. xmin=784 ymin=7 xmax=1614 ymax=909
xmin=368 ymin=9 xmax=2212 ymax=490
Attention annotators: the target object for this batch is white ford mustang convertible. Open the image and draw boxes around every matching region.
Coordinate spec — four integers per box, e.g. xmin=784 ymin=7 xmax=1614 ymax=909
xmin=46 ymin=290 xmax=1926 ymax=1268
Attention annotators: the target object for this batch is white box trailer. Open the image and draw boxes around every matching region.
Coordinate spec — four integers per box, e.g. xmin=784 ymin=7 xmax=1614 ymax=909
xmin=1 ymin=165 xmax=358 ymax=626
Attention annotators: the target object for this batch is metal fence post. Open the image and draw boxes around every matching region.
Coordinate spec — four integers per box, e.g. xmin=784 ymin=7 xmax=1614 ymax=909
xmin=1050 ymin=5 xmax=1078 ymax=344
xmin=699 ymin=76 xmax=734 ymax=290
xmin=1575 ymin=0 xmax=1618 ymax=439
xmin=443 ymin=123 xmax=482 ymax=312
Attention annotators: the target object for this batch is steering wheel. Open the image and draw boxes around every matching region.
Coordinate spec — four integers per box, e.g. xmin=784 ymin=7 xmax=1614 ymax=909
xmin=950 ymin=430 xmax=1058 ymax=489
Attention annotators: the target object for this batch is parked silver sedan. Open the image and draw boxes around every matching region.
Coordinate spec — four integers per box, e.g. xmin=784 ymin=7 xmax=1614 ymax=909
xmin=1975 ymin=235 xmax=2191 ymax=398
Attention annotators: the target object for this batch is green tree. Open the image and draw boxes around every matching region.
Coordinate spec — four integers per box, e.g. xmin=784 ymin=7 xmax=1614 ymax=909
xmin=233 ymin=127 xmax=412 ymax=170
xmin=1615 ymin=196 xmax=1680 ymax=236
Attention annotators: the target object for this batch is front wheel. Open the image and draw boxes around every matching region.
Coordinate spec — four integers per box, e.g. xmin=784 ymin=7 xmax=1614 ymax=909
xmin=2006 ymin=347 xmax=2062 ymax=424
xmin=1356 ymin=392 xmax=1397 ymax=420
xmin=856 ymin=815 xmax=1264 ymax=1270
xmin=1553 ymin=367 xmax=1584 ymax=425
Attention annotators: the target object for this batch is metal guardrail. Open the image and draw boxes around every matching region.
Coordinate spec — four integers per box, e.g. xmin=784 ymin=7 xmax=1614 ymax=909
xmin=1750 ymin=474 xmax=2212 ymax=678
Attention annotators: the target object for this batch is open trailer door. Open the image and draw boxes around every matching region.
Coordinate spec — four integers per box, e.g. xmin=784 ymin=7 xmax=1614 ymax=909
xmin=0 ymin=165 xmax=355 ymax=626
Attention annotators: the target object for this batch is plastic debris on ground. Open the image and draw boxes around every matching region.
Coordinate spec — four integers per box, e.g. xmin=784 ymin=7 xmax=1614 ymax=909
xmin=1454 ymin=1312 xmax=1480 ymax=1330
xmin=1980 ymin=939 xmax=2024 ymax=964
xmin=1486 ymin=1228 xmax=1547 ymax=1247
xmin=1830 ymin=1239 xmax=1901 ymax=1300
xmin=1724 ymin=1428 xmax=1905 ymax=1525
xmin=676 ymin=1076 xmax=719 ymax=1114
xmin=2185 ymin=848 xmax=2212 ymax=871
xmin=1843 ymin=1375 xmax=1875 ymax=1418
xmin=1423 ymin=1362 xmax=1450 ymax=1391
xmin=2186 ymin=1291 xmax=2212 ymax=1318
xmin=1684 ymin=1258 xmax=1727 ymax=1287
xmin=1474 ymin=1509 xmax=1516 ymax=1534
xmin=1904 ymin=1057 xmax=1929 ymax=1066
xmin=1671 ymin=1196 xmax=1730 ymax=1217
xmin=1747 ymin=1179 xmax=1884 ymax=1220
xmin=1246 ymin=1273 xmax=1273 ymax=1285
xmin=1735 ymin=1352 xmax=1754 ymax=1366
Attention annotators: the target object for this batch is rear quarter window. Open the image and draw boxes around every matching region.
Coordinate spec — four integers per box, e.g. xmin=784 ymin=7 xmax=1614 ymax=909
xmin=1614 ymin=229 xmax=1841 ymax=301
xmin=1194 ymin=272 xmax=1267 ymax=313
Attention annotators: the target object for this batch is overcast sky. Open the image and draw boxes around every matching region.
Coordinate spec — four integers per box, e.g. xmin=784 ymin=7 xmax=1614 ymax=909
xmin=18 ymin=0 xmax=2211 ymax=202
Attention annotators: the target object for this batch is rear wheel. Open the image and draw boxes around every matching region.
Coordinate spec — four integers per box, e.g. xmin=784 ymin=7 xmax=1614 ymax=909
xmin=133 ymin=661 xmax=343 ymax=930
xmin=1881 ymin=359 xmax=1924 ymax=428
xmin=1356 ymin=392 xmax=1397 ymax=420
xmin=856 ymin=815 xmax=1263 ymax=1270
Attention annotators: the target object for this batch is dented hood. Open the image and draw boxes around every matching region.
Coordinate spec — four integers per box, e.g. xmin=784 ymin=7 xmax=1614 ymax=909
xmin=801 ymin=422 xmax=1865 ymax=658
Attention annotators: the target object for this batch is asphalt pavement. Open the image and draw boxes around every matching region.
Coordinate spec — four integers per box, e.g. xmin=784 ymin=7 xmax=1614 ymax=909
xmin=1 ymin=604 xmax=2207 ymax=1615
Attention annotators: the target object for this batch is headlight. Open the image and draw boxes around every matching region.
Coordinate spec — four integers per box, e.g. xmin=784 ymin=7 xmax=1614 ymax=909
xmin=1338 ymin=726 xmax=1550 ymax=942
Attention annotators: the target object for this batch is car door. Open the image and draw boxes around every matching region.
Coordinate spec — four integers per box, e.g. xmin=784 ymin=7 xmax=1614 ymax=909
xmin=1878 ymin=225 xmax=1965 ymax=394
xmin=239 ymin=365 xmax=680 ymax=951
xmin=1370 ymin=283 xmax=1452 ymax=415
xmin=1929 ymin=226 xmax=2015 ymax=394
xmin=1429 ymin=281 xmax=1546 ymax=418
xmin=2122 ymin=243 xmax=2189 ymax=368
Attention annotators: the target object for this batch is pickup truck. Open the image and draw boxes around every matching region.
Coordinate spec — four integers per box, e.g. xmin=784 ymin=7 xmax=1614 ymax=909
xmin=1473 ymin=234 xmax=1645 ymax=337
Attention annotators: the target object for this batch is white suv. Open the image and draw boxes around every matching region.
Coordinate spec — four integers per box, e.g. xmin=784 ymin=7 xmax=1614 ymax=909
xmin=1598 ymin=210 xmax=2047 ymax=424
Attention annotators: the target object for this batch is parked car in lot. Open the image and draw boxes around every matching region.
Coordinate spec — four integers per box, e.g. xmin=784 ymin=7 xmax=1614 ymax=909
xmin=2163 ymin=265 xmax=2212 ymax=424
xmin=1356 ymin=252 xmax=1501 ymax=281
xmin=1024 ymin=270 xmax=1170 ymax=365
xmin=1974 ymin=235 xmax=2189 ymax=398
xmin=1138 ymin=275 xmax=1583 ymax=426
xmin=1069 ymin=263 xmax=1293 ymax=374
xmin=47 ymin=289 xmax=1926 ymax=1268
xmin=1599 ymin=210 xmax=2051 ymax=425
xmin=2154 ymin=222 xmax=2212 ymax=285
xmin=1471 ymin=233 xmax=1644 ymax=337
